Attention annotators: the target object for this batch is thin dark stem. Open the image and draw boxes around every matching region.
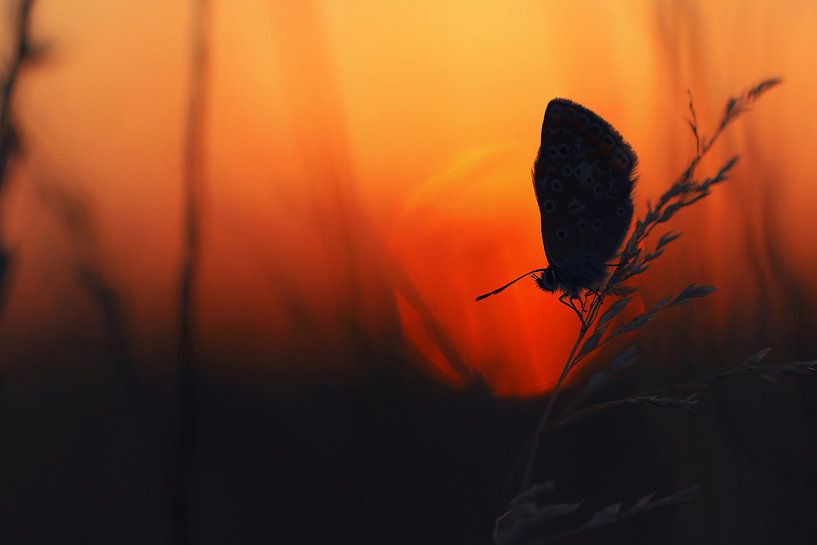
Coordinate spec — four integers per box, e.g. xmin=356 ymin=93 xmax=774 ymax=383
xmin=519 ymin=289 xmax=608 ymax=491
xmin=0 ymin=0 xmax=33 ymax=140
xmin=518 ymin=270 xmax=613 ymax=491
xmin=179 ymin=0 xmax=209 ymax=368
xmin=78 ymin=265 xmax=135 ymax=404
xmin=40 ymin=179 xmax=162 ymax=479
xmin=175 ymin=1 xmax=210 ymax=544
xmin=0 ymin=0 xmax=35 ymax=314
xmin=518 ymin=325 xmax=586 ymax=491
xmin=76 ymin=262 xmax=160 ymax=446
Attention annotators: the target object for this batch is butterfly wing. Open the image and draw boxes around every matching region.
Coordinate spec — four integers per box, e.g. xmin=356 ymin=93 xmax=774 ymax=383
xmin=532 ymin=99 xmax=637 ymax=281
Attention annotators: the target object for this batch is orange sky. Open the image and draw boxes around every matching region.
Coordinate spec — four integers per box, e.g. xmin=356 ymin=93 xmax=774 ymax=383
xmin=1 ymin=1 xmax=816 ymax=395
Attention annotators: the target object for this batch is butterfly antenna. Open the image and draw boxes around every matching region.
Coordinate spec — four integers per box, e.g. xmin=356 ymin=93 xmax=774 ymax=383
xmin=476 ymin=268 xmax=547 ymax=301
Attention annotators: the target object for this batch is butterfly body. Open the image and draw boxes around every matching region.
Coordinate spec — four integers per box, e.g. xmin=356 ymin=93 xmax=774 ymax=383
xmin=533 ymin=259 xmax=606 ymax=299
xmin=475 ymin=99 xmax=637 ymax=303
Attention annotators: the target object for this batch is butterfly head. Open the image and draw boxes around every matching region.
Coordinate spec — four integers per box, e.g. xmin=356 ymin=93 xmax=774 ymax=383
xmin=534 ymin=268 xmax=558 ymax=292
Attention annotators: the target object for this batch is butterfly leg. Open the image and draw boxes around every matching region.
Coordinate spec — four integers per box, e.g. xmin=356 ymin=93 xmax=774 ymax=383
xmin=571 ymin=296 xmax=588 ymax=322
xmin=578 ymin=291 xmax=589 ymax=313
xmin=559 ymin=293 xmax=583 ymax=322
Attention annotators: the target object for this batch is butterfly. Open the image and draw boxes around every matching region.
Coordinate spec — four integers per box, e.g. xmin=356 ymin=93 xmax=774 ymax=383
xmin=476 ymin=98 xmax=638 ymax=307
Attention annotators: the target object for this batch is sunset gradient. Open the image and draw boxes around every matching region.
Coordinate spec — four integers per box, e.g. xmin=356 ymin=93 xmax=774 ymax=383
xmin=1 ymin=1 xmax=815 ymax=396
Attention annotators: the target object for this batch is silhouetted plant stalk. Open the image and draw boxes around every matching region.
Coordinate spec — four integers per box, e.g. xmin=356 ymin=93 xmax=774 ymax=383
xmin=176 ymin=0 xmax=210 ymax=543
xmin=0 ymin=0 xmax=38 ymax=315
xmin=33 ymin=177 xmax=166 ymax=483
xmin=32 ymin=177 xmax=135 ymax=384
xmin=551 ymin=347 xmax=817 ymax=431
xmin=496 ymin=481 xmax=700 ymax=545
xmin=497 ymin=78 xmax=784 ymax=545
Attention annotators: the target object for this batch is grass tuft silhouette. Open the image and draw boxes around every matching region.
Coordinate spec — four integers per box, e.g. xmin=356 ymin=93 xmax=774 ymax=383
xmin=492 ymin=78 xmax=809 ymax=545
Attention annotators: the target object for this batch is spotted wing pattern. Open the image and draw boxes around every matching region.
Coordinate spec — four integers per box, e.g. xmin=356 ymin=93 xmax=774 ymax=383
xmin=532 ymin=98 xmax=637 ymax=286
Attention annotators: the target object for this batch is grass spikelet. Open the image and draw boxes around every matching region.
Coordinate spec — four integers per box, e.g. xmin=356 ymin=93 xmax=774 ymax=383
xmin=495 ymin=79 xmax=803 ymax=544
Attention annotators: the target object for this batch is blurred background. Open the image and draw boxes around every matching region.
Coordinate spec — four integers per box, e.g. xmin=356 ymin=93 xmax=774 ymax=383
xmin=1 ymin=1 xmax=816 ymax=544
